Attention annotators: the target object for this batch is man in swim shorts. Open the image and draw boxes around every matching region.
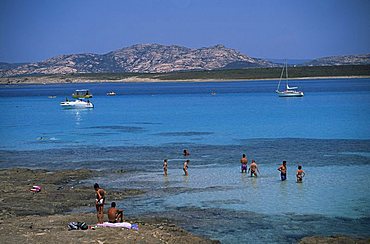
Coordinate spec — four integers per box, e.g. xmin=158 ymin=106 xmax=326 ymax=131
xmin=94 ymin=183 xmax=106 ymax=224
xmin=108 ymin=202 xmax=124 ymax=223
xmin=183 ymin=159 xmax=189 ymax=176
xmin=296 ymin=165 xmax=305 ymax=183
xmin=240 ymin=154 xmax=248 ymax=173
xmin=278 ymin=161 xmax=287 ymax=181
xmin=248 ymin=159 xmax=260 ymax=177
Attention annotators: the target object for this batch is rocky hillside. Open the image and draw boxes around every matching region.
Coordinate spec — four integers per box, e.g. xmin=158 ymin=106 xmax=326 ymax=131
xmin=0 ymin=62 xmax=28 ymax=71
xmin=0 ymin=44 xmax=274 ymax=77
xmin=304 ymin=54 xmax=370 ymax=66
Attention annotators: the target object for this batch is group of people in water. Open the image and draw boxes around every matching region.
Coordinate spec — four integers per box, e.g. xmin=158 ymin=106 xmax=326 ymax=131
xmin=94 ymin=149 xmax=306 ymax=224
xmin=242 ymin=153 xmax=306 ymax=183
xmin=164 ymin=150 xmax=306 ymax=183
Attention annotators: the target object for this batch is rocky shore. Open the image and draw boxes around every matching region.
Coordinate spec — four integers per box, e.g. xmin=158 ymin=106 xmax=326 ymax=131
xmin=0 ymin=168 xmax=219 ymax=244
xmin=0 ymin=168 xmax=368 ymax=243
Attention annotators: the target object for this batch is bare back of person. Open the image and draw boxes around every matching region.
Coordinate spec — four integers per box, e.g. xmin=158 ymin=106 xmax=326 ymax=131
xmin=249 ymin=160 xmax=260 ymax=177
xmin=240 ymin=154 xmax=248 ymax=173
xmin=108 ymin=202 xmax=123 ymax=223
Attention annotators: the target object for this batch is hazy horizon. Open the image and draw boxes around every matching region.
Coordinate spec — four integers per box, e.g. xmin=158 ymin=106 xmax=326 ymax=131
xmin=1 ymin=0 xmax=369 ymax=63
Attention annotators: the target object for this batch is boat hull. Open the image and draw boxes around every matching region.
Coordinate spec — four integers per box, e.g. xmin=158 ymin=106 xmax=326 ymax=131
xmin=276 ymin=91 xmax=304 ymax=97
xmin=60 ymin=100 xmax=94 ymax=108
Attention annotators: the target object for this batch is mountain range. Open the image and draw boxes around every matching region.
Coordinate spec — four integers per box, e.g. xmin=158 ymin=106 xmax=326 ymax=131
xmin=0 ymin=44 xmax=369 ymax=77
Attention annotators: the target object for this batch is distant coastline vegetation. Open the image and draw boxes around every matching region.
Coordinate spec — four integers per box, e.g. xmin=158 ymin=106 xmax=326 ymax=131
xmin=1 ymin=65 xmax=370 ymax=84
xmin=41 ymin=64 xmax=370 ymax=80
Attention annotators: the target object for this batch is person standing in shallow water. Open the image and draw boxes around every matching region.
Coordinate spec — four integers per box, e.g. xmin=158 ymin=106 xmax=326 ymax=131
xmin=183 ymin=149 xmax=190 ymax=156
xmin=278 ymin=161 xmax=287 ymax=181
xmin=240 ymin=154 xmax=248 ymax=173
xmin=248 ymin=159 xmax=260 ymax=177
xmin=163 ymin=159 xmax=168 ymax=176
xmin=296 ymin=165 xmax=305 ymax=183
xmin=183 ymin=159 xmax=189 ymax=176
xmin=94 ymin=183 xmax=105 ymax=224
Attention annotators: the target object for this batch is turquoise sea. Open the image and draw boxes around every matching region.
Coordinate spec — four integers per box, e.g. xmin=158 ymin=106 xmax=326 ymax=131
xmin=1 ymin=78 xmax=370 ymax=243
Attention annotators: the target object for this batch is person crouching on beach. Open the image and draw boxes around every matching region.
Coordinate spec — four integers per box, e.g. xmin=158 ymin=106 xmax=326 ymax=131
xmin=108 ymin=202 xmax=124 ymax=223
xmin=296 ymin=165 xmax=305 ymax=183
xmin=183 ymin=159 xmax=189 ymax=176
xmin=94 ymin=183 xmax=105 ymax=224
xmin=248 ymin=159 xmax=260 ymax=177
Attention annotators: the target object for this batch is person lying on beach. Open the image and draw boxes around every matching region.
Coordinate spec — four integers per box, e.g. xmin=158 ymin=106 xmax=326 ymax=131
xmin=163 ymin=159 xmax=168 ymax=176
xmin=278 ymin=161 xmax=287 ymax=181
xmin=94 ymin=183 xmax=106 ymax=224
xmin=108 ymin=202 xmax=124 ymax=223
xmin=183 ymin=160 xmax=189 ymax=176
xmin=296 ymin=165 xmax=305 ymax=183
xmin=240 ymin=154 xmax=248 ymax=173
xmin=248 ymin=160 xmax=260 ymax=177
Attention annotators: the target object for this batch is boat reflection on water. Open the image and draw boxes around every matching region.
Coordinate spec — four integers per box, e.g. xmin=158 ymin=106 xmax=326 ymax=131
xmin=62 ymin=107 xmax=93 ymax=126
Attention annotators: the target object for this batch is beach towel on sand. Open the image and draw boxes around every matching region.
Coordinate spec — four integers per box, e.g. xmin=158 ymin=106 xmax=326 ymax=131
xmin=97 ymin=222 xmax=138 ymax=230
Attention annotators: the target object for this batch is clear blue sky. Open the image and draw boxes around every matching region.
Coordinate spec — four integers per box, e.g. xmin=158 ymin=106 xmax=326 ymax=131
xmin=1 ymin=0 xmax=369 ymax=63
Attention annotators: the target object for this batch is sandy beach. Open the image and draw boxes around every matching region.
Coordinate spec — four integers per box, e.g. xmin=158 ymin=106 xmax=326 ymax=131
xmin=0 ymin=168 xmax=219 ymax=244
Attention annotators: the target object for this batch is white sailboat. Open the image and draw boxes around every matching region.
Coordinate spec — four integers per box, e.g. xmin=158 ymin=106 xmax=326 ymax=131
xmin=276 ymin=63 xmax=304 ymax=97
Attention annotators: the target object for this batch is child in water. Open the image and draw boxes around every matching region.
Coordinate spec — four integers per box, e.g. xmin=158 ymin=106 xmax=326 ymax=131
xmin=296 ymin=165 xmax=305 ymax=183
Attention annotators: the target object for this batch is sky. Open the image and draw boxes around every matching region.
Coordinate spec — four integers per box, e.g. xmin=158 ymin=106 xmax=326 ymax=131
xmin=0 ymin=0 xmax=369 ymax=63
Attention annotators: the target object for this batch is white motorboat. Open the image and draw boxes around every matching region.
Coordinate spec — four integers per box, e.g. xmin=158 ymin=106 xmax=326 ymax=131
xmin=276 ymin=63 xmax=304 ymax=97
xmin=107 ymin=91 xmax=116 ymax=96
xmin=60 ymin=99 xmax=94 ymax=108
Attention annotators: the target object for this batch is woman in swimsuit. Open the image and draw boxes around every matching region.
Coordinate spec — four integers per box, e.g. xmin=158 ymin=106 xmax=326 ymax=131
xmin=94 ymin=183 xmax=106 ymax=224
xmin=183 ymin=160 xmax=189 ymax=176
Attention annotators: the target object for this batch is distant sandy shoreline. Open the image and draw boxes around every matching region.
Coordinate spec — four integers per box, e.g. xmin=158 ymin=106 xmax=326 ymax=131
xmin=0 ymin=75 xmax=369 ymax=85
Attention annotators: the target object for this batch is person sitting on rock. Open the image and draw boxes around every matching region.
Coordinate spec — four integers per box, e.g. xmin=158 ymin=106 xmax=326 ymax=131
xmin=107 ymin=202 xmax=124 ymax=223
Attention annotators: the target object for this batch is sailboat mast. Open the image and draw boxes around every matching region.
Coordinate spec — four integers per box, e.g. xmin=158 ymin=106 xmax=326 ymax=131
xmin=277 ymin=64 xmax=285 ymax=92
xmin=286 ymin=62 xmax=288 ymax=80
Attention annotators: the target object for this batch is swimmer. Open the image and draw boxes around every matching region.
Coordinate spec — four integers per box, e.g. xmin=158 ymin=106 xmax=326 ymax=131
xmin=183 ymin=159 xmax=189 ymax=176
xmin=163 ymin=159 xmax=168 ymax=176
xmin=183 ymin=149 xmax=190 ymax=156
xmin=240 ymin=154 xmax=248 ymax=173
xmin=296 ymin=165 xmax=305 ymax=183
xmin=278 ymin=161 xmax=287 ymax=181
xmin=248 ymin=159 xmax=260 ymax=177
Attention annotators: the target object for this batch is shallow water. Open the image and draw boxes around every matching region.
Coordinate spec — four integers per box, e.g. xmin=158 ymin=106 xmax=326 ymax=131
xmin=0 ymin=79 xmax=370 ymax=243
xmin=1 ymin=79 xmax=370 ymax=151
